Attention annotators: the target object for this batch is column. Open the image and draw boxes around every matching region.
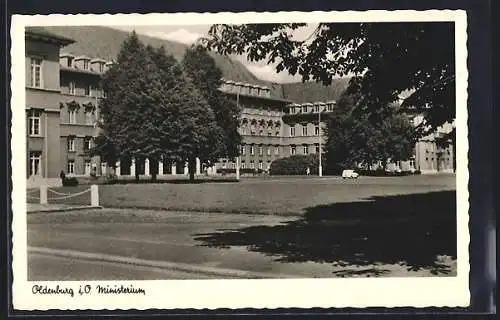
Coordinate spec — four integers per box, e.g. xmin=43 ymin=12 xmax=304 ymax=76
xmin=196 ymin=157 xmax=201 ymax=175
xmin=145 ymin=158 xmax=150 ymax=176
xmin=158 ymin=160 xmax=164 ymax=176
xmin=171 ymin=163 xmax=177 ymax=175
xmin=130 ymin=159 xmax=136 ymax=176
xmin=115 ymin=161 xmax=121 ymax=176
xmin=183 ymin=162 xmax=189 ymax=175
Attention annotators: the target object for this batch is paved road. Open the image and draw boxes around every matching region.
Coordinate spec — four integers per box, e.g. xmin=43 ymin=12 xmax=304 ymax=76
xmin=27 ymin=206 xmax=454 ymax=280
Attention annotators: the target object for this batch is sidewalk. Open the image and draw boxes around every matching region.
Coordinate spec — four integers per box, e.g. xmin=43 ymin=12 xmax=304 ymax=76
xmin=27 ymin=203 xmax=102 ymax=213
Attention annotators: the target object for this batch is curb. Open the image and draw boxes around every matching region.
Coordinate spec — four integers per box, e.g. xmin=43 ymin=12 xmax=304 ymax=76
xmin=29 ymin=246 xmax=297 ymax=279
xmin=27 ymin=206 xmax=103 ymax=214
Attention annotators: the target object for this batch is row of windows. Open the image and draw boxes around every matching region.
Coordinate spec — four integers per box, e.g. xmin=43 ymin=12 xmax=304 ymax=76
xmin=65 ymin=57 xmax=105 ymax=73
xmin=289 ymin=104 xmax=333 ymax=114
xmin=67 ymin=136 xmax=94 ymax=152
xmin=28 ymin=151 xmax=96 ymax=176
xmin=290 ymin=125 xmax=321 ymax=137
xmin=28 ymin=109 xmax=96 ymax=136
xmin=240 ymin=144 xmax=321 ymax=156
xmin=239 ymin=160 xmax=272 ymax=170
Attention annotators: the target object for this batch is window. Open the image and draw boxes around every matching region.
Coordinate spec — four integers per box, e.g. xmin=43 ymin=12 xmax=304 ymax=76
xmin=302 ymin=125 xmax=307 ymax=136
xmin=67 ymin=160 xmax=75 ymax=174
xmin=258 ymin=160 xmax=263 ymax=170
xmin=267 ymin=160 xmax=271 ymax=170
xmin=275 ymin=146 xmax=280 ymax=155
xmin=69 ymin=110 xmax=77 ymax=124
xmin=258 ymin=146 xmax=263 ymax=156
xmin=240 ymin=145 xmax=245 ymax=156
xmin=250 ymin=145 xmax=254 ymax=155
xmin=303 ymin=145 xmax=309 ymax=154
xmin=28 ymin=109 xmax=41 ymax=136
xmin=241 ymin=161 xmax=246 ymax=169
xmin=222 ymin=162 xmax=227 ymax=169
xmin=99 ymin=63 xmax=104 ymax=73
xmin=67 ymin=57 xmax=73 ymax=67
xmin=85 ymin=110 xmax=94 ymax=125
xmin=250 ymin=161 xmax=255 ymax=169
xmin=84 ymin=137 xmax=92 ymax=151
xmin=268 ymin=131 xmax=272 ymax=136
xmin=290 ymin=145 xmax=296 ymax=155
xmin=30 ymin=57 xmax=42 ymax=88
xmin=29 ymin=151 xmax=41 ymax=176
xmin=267 ymin=147 xmax=271 ymax=156
xmin=290 ymin=127 xmax=295 ymax=137
xmin=315 ymin=126 xmax=320 ymax=136
xmin=85 ymin=85 xmax=92 ymax=96
xmin=327 ymin=104 xmax=333 ymax=112
xmin=314 ymin=105 xmax=319 ymax=113
xmin=67 ymin=136 xmax=75 ymax=152
xmin=275 ymin=131 xmax=280 ymax=136
xmin=85 ymin=160 xmax=92 ymax=176
xmin=83 ymin=60 xmax=89 ymax=70
xmin=101 ymin=162 xmax=107 ymax=175
xmin=69 ymin=81 xmax=75 ymax=95
xmin=290 ymin=107 xmax=295 ymax=114
xmin=315 ymin=144 xmax=320 ymax=154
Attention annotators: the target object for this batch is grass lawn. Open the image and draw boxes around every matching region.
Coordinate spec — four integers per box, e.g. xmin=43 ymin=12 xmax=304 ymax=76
xmin=32 ymin=174 xmax=456 ymax=216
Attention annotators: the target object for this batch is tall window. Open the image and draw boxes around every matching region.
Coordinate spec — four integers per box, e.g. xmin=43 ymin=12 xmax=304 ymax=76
xmin=85 ymin=110 xmax=94 ymax=125
xmin=258 ymin=146 xmax=263 ymax=156
xmin=314 ymin=105 xmax=319 ymax=113
xmin=302 ymin=125 xmax=308 ymax=136
xmin=69 ymin=110 xmax=77 ymax=124
xmin=290 ymin=126 xmax=295 ymax=137
xmin=250 ymin=145 xmax=254 ymax=155
xmin=83 ymin=60 xmax=89 ymax=70
xmin=290 ymin=107 xmax=295 ymax=114
xmin=67 ymin=57 xmax=73 ymax=67
xmin=241 ymin=161 xmax=246 ymax=169
xmin=69 ymin=81 xmax=75 ymax=95
xmin=258 ymin=160 xmax=263 ymax=170
xmin=275 ymin=146 xmax=280 ymax=155
xmin=28 ymin=109 xmax=41 ymax=136
xmin=29 ymin=151 xmax=41 ymax=176
xmin=290 ymin=145 xmax=296 ymax=155
xmin=67 ymin=160 xmax=75 ymax=174
xmin=85 ymin=160 xmax=92 ymax=176
xmin=267 ymin=146 xmax=271 ymax=156
xmin=85 ymin=85 xmax=92 ymax=96
xmin=84 ymin=137 xmax=92 ymax=151
xmin=240 ymin=145 xmax=245 ymax=155
xmin=30 ymin=57 xmax=42 ymax=88
xmin=315 ymin=125 xmax=320 ymax=136
xmin=250 ymin=160 xmax=255 ymax=169
xmin=303 ymin=145 xmax=309 ymax=154
xmin=315 ymin=143 xmax=320 ymax=154
xmin=327 ymin=104 xmax=333 ymax=111
xmin=67 ymin=136 xmax=75 ymax=152
xmin=99 ymin=63 xmax=104 ymax=73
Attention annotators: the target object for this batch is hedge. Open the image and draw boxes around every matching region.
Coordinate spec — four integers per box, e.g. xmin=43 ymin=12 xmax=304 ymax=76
xmin=269 ymin=154 xmax=324 ymax=175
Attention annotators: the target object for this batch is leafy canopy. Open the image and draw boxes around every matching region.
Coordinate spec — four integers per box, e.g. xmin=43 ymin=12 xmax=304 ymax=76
xmin=324 ymin=93 xmax=416 ymax=170
xmin=203 ymin=22 xmax=455 ymax=134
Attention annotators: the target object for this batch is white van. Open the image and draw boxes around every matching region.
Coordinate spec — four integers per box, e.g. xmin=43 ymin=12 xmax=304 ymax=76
xmin=342 ymin=169 xmax=359 ymax=179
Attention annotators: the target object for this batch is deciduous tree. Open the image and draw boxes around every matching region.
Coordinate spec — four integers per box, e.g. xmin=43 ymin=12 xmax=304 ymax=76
xmin=203 ymin=22 xmax=455 ymax=135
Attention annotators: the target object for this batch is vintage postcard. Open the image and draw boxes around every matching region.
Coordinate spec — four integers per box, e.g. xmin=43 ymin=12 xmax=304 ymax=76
xmin=11 ymin=10 xmax=469 ymax=310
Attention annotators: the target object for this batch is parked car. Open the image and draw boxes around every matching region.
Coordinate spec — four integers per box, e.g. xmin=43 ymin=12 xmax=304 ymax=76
xmin=342 ymin=169 xmax=359 ymax=179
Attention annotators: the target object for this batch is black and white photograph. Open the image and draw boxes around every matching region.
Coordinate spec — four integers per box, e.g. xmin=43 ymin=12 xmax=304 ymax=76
xmin=11 ymin=11 xmax=469 ymax=310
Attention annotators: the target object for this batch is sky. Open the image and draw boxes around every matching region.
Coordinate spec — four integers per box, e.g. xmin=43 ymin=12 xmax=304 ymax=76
xmin=111 ymin=24 xmax=317 ymax=83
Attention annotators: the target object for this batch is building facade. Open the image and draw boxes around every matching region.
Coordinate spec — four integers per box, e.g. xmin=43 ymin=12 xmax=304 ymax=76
xmin=25 ymin=27 xmax=454 ymax=181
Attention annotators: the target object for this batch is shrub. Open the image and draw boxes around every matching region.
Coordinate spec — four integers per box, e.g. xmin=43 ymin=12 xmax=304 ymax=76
xmin=270 ymin=154 xmax=323 ymax=175
xmin=62 ymin=177 xmax=79 ymax=186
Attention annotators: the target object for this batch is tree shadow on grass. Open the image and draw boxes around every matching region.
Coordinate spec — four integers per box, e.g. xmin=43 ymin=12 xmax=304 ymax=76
xmin=104 ymin=178 xmax=239 ymax=185
xmin=194 ymin=191 xmax=457 ymax=276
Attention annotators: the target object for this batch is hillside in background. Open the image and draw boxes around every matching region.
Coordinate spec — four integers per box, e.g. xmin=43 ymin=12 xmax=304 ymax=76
xmin=43 ymin=26 xmax=348 ymax=103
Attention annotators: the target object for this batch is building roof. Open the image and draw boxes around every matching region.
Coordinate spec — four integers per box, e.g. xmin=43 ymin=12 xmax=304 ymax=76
xmin=25 ymin=27 xmax=75 ymax=46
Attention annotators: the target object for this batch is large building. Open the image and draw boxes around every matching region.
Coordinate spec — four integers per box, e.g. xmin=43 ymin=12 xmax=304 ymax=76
xmin=25 ymin=27 xmax=454 ymax=182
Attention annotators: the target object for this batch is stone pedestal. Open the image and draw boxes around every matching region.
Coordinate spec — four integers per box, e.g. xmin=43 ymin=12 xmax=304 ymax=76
xmin=184 ymin=162 xmax=189 ymax=175
xmin=196 ymin=158 xmax=201 ymax=175
xmin=145 ymin=159 xmax=150 ymax=176
xmin=115 ymin=162 xmax=121 ymax=176
xmin=158 ymin=161 xmax=164 ymax=175
xmin=171 ymin=163 xmax=176 ymax=175
xmin=130 ymin=160 xmax=136 ymax=176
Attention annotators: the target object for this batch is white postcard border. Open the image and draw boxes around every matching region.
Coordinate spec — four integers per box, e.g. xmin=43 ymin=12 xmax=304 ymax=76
xmin=11 ymin=10 xmax=470 ymax=310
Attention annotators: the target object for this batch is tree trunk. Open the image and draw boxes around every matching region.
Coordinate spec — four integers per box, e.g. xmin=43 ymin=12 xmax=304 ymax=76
xmin=188 ymin=159 xmax=196 ymax=182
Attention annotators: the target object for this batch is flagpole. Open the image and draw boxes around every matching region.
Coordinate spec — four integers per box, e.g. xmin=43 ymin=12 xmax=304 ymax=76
xmin=236 ymin=92 xmax=240 ymax=181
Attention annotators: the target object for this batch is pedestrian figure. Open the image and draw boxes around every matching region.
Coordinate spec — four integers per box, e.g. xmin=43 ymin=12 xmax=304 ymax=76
xmin=59 ymin=170 xmax=66 ymax=181
xmin=306 ymin=167 xmax=310 ymax=176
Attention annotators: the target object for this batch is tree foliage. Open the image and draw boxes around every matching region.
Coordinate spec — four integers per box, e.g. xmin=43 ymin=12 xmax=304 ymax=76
xmin=182 ymin=45 xmax=241 ymax=159
xmin=324 ymin=93 xmax=416 ymax=171
xmin=203 ymin=22 xmax=455 ymax=135
xmin=94 ymin=32 xmax=224 ymax=181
